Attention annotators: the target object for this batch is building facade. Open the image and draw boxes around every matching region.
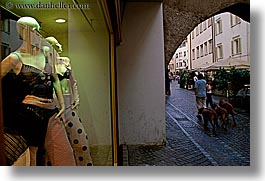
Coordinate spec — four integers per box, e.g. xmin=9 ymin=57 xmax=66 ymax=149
xmin=169 ymin=38 xmax=188 ymax=74
xmin=214 ymin=12 xmax=250 ymax=63
xmin=0 ymin=0 xmax=250 ymax=166
xmin=172 ymin=12 xmax=250 ymax=71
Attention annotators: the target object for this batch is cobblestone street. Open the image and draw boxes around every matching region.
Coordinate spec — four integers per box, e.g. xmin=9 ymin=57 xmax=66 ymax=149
xmin=126 ymin=81 xmax=250 ymax=166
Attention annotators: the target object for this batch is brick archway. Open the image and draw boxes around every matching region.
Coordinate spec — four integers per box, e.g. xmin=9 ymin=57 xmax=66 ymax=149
xmin=163 ymin=0 xmax=250 ymax=66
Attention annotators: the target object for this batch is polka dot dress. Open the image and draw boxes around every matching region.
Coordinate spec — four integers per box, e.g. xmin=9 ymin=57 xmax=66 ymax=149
xmin=65 ymin=108 xmax=93 ymax=166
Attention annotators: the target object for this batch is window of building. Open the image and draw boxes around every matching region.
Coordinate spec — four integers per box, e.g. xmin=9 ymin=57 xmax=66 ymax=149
xmin=208 ymin=18 xmax=212 ymax=27
xmin=1 ymin=19 xmax=10 ymax=33
xmin=179 ymin=40 xmax=186 ymax=48
xmin=196 ymin=26 xmax=199 ymax=36
xmin=183 ymin=60 xmax=187 ymax=67
xmin=179 ymin=52 xmax=182 ymax=57
xmin=208 ymin=39 xmax=213 ymax=54
xmin=192 ymin=30 xmax=195 ymax=39
xmin=203 ymin=21 xmax=207 ymax=31
xmin=192 ymin=49 xmax=195 ymax=60
xmin=204 ymin=42 xmax=208 ymax=56
xmin=231 ymin=14 xmax=241 ymax=27
xmin=216 ymin=44 xmax=223 ymax=60
xmin=196 ymin=46 xmax=199 ymax=59
xmin=184 ymin=51 xmax=186 ymax=57
xmin=176 ymin=63 xmax=178 ymax=68
xmin=169 ymin=64 xmax=174 ymax=70
xmin=179 ymin=62 xmax=182 ymax=67
xmin=215 ymin=18 xmax=222 ymax=35
xmin=175 ymin=53 xmax=178 ymax=58
xmin=231 ymin=36 xmax=242 ymax=55
xmin=200 ymin=44 xmax=203 ymax=57
xmin=200 ymin=23 xmax=203 ymax=33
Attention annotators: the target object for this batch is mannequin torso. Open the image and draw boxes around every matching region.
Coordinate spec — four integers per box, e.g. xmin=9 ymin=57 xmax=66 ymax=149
xmin=56 ymin=57 xmax=71 ymax=94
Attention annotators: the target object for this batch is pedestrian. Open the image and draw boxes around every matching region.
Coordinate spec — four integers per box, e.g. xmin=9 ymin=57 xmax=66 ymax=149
xmin=165 ymin=69 xmax=171 ymax=95
xmin=193 ymin=73 xmax=198 ymax=88
xmin=194 ymin=73 xmax=206 ymax=120
xmin=206 ymin=79 xmax=214 ymax=108
xmin=169 ymin=72 xmax=174 ymax=83
xmin=193 ymin=74 xmax=198 ymax=82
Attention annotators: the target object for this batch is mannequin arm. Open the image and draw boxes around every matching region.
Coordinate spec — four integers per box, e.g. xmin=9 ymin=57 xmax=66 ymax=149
xmin=69 ymin=70 xmax=80 ymax=109
xmin=53 ymin=73 xmax=65 ymax=119
xmin=0 ymin=54 xmax=21 ymax=78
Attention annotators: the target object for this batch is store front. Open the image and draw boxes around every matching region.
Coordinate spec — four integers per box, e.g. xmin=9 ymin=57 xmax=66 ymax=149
xmin=0 ymin=0 xmax=118 ymax=166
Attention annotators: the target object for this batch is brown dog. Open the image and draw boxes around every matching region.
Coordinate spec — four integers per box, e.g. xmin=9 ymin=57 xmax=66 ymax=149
xmin=219 ymin=98 xmax=236 ymax=127
xmin=198 ymin=107 xmax=218 ymax=135
xmin=212 ymin=103 xmax=229 ymax=130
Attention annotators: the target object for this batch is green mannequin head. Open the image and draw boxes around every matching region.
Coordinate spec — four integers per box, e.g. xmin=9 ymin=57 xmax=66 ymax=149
xmin=45 ymin=36 xmax=63 ymax=53
xmin=17 ymin=16 xmax=40 ymax=32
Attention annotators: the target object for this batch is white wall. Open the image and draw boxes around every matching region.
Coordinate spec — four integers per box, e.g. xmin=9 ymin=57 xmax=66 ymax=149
xmin=68 ymin=10 xmax=111 ymax=146
xmin=215 ymin=12 xmax=250 ymax=60
xmin=174 ymin=41 xmax=188 ymax=70
xmin=117 ymin=2 xmax=166 ymax=145
xmin=191 ymin=19 xmax=213 ymax=69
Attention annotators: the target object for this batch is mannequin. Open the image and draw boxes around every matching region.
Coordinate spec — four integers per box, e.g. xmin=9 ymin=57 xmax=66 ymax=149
xmin=46 ymin=36 xmax=93 ymax=166
xmin=1 ymin=17 xmax=75 ymax=166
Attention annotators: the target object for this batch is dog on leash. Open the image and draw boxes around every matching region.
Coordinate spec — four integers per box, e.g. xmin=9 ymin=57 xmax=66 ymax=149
xmin=212 ymin=103 xmax=229 ymax=131
xmin=198 ymin=107 xmax=218 ymax=135
xmin=219 ymin=98 xmax=236 ymax=127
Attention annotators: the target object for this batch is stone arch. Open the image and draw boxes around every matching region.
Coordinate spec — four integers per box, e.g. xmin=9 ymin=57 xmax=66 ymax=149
xmin=163 ymin=0 xmax=250 ymax=66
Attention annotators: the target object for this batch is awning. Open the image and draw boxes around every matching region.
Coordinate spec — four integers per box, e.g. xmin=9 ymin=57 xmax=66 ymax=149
xmin=204 ymin=56 xmax=250 ymax=71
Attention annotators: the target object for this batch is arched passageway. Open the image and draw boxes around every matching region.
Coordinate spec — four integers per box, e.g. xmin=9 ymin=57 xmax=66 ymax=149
xmin=163 ymin=0 xmax=250 ymax=66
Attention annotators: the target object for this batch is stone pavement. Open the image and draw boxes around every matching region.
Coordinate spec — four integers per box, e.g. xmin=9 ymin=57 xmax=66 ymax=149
xmin=122 ymin=81 xmax=250 ymax=166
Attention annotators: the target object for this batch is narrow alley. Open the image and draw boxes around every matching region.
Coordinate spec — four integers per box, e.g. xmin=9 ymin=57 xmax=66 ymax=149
xmin=126 ymin=81 xmax=250 ymax=166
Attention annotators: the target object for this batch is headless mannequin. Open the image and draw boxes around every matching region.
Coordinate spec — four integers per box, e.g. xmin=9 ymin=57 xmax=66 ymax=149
xmin=56 ymin=57 xmax=72 ymax=95
xmin=46 ymin=37 xmax=93 ymax=166
xmin=1 ymin=17 xmax=75 ymax=166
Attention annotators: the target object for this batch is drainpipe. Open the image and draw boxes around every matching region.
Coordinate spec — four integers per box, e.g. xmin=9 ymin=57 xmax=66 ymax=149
xmin=212 ymin=16 xmax=215 ymax=63
xmin=189 ymin=34 xmax=192 ymax=69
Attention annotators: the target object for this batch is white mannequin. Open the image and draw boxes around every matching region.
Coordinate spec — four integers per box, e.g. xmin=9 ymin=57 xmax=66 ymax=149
xmin=56 ymin=57 xmax=72 ymax=95
xmin=46 ymin=37 xmax=93 ymax=166
xmin=1 ymin=17 xmax=75 ymax=166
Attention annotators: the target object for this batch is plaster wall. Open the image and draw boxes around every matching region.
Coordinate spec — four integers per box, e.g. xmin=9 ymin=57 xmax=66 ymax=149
xmin=117 ymin=2 xmax=166 ymax=145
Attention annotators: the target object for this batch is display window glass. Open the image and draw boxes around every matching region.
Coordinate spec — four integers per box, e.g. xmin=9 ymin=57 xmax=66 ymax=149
xmin=0 ymin=0 xmax=114 ymax=166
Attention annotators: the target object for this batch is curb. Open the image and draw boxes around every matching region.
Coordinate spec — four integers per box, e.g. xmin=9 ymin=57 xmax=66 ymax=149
xmin=121 ymin=144 xmax=129 ymax=166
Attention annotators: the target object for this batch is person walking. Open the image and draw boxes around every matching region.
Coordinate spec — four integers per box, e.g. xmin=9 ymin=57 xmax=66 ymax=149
xmin=194 ymin=73 xmax=206 ymax=120
xmin=165 ymin=68 xmax=171 ymax=95
xmin=206 ymin=79 xmax=214 ymax=108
